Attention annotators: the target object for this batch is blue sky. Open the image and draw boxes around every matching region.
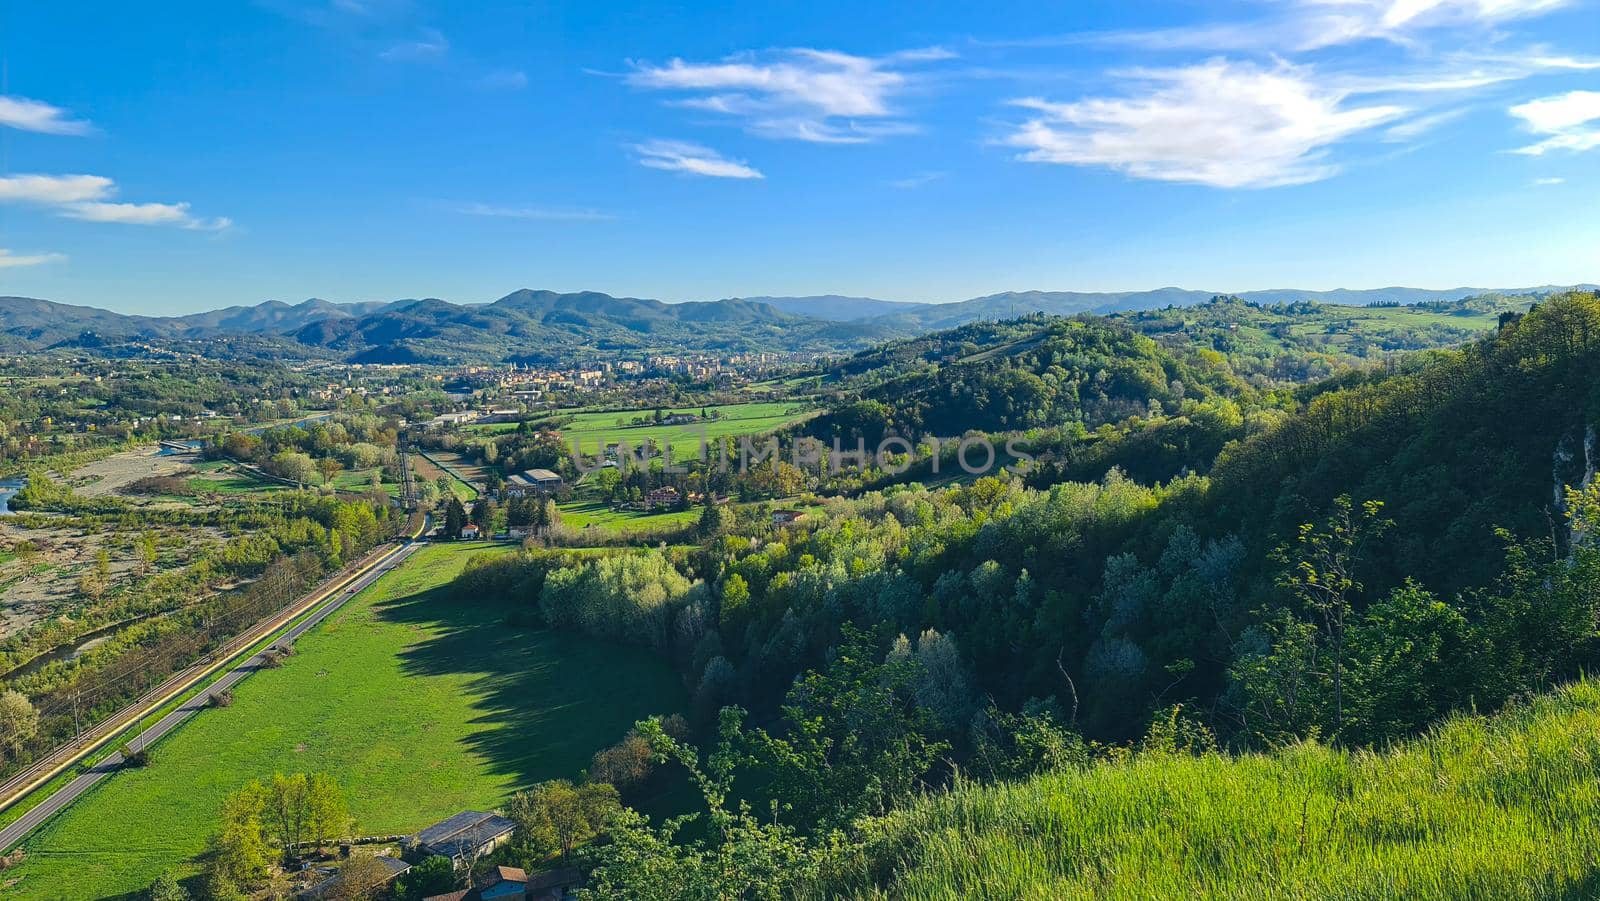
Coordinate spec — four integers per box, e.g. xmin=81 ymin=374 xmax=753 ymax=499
xmin=1 ymin=0 xmax=1597 ymax=314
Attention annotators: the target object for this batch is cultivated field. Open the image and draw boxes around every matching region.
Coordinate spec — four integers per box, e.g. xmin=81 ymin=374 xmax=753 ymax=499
xmin=527 ymin=401 xmax=816 ymax=463
xmin=1 ymin=542 xmax=686 ymax=899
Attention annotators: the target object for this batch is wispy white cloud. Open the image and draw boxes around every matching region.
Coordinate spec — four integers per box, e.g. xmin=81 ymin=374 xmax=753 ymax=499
xmin=0 ymin=173 xmax=229 ymax=229
xmin=480 ymin=69 xmax=528 ymax=90
xmin=0 ymin=249 xmax=67 ymax=268
xmin=1003 ymin=60 xmax=1408 ymax=188
xmin=379 ymin=27 xmax=448 ymax=62
xmin=62 ymin=201 xmax=232 ymax=230
xmin=0 ymin=95 xmax=93 ymax=135
xmin=632 ymin=140 xmax=764 ymax=179
xmin=0 ymin=174 xmax=116 ymax=204
xmin=1509 ymin=90 xmax=1600 ymax=154
xmin=1382 ymin=106 xmax=1472 ymax=140
xmin=1301 ymin=0 xmax=1571 ymax=45
xmin=889 ymin=171 xmax=947 ymax=189
xmin=455 ymin=202 xmax=615 ymax=221
xmin=1533 ymin=176 xmax=1566 ymax=185
xmin=626 ymin=47 xmax=949 ymax=143
xmin=1021 ymin=0 xmax=1575 ymax=52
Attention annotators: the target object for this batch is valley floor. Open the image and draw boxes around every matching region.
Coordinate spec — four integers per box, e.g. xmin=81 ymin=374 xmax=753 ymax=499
xmin=0 ymin=542 xmax=686 ymax=899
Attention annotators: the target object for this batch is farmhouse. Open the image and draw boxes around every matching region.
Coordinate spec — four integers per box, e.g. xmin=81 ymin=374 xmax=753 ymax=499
xmin=409 ymin=811 xmax=516 ymax=866
xmin=771 ymin=509 xmax=806 ymax=525
xmin=459 ymin=524 xmax=480 ymax=540
xmin=423 ymin=866 xmax=583 ymax=901
xmin=630 ymin=485 xmax=681 ymax=510
xmin=426 ymin=411 xmax=477 ymax=430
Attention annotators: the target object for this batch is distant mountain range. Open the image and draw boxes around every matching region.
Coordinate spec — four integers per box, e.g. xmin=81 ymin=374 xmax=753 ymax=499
xmin=755 ymin=285 xmax=1599 ymax=331
xmin=1 ymin=284 xmax=1591 ymax=363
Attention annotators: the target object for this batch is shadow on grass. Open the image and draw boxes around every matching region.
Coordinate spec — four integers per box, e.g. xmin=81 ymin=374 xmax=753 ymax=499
xmin=372 ymin=581 xmax=688 ymax=793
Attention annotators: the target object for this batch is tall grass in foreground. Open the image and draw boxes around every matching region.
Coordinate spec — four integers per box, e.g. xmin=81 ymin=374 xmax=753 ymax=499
xmin=807 ymin=680 xmax=1600 ymax=900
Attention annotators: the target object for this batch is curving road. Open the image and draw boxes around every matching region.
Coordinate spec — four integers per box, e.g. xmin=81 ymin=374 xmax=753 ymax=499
xmin=0 ymin=536 xmax=424 ymax=851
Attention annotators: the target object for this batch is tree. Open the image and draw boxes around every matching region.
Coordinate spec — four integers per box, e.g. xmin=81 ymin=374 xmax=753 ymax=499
xmin=579 ymin=712 xmax=819 ymax=900
xmin=741 ymin=626 xmax=950 ymax=830
xmin=470 ymin=497 xmax=492 ymax=529
xmin=697 ymin=501 xmax=732 ymax=539
xmin=1273 ymin=495 xmax=1391 ymax=741
xmin=210 ymin=780 xmax=271 ymax=888
xmin=147 ymin=870 xmax=191 ymax=901
xmin=136 ymin=533 xmax=158 ymax=578
xmin=317 ymin=456 xmax=344 ymax=487
xmin=0 ymin=689 xmax=39 ymax=763
xmin=719 ymin=574 xmax=750 ymax=635
xmin=306 ymin=772 xmax=352 ymax=851
xmin=507 ymin=779 xmax=621 ymax=865
xmin=589 ymin=719 xmax=692 ymax=796
xmin=396 ymin=855 xmax=456 ymax=900
xmin=325 ymin=854 xmax=394 ymax=901
xmin=204 ymin=872 xmax=247 ymax=901
xmin=444 ymin=497 xmax=467 ymax=540
xmin=271 ymin=451 xmax=318 ymax=486
xmin=969 ymin=702 xmax=1088 ymax=781
xmin=267 ymin=772 xmax=311 ymax=856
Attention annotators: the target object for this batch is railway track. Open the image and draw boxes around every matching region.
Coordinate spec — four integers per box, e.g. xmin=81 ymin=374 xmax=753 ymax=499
xmin=0 ymin=519 xmax=428 ymax=850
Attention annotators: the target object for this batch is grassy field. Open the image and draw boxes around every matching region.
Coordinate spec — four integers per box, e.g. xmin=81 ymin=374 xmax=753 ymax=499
xmin=532 ymin=401 xmax=815 ymax=463
xmin=557 ymin=500 xmax=699 ymax=533
xmin=1 ymin=543 xmax=686 ymax=899
xmin=809 ymin=679 xmax=1600 ymax=899
xmin=329 ymin=466 xmax=399 ymax=495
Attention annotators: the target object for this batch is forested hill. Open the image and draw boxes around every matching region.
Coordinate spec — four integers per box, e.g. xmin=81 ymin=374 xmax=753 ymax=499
xmin=1110 ymin=292 xmax=1531 ymax=382
xmin=806 ymin=315 xmax=1249 ymax=443
xmin=436 ymin=293 xmax=1600 ymax=896
xmin=802 ymin=293 xmax=1531 ymax=449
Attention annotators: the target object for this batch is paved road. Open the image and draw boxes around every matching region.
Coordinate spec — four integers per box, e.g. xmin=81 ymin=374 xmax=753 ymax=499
xmin=0 ymin=539 xmax=424 ymax=851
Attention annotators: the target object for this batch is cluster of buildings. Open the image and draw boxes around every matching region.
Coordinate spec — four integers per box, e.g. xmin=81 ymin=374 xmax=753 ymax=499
xmin=453 ymin=352 xmax=802 ymax=396
xmin=298 ymin=810 xmax=582 ymax=900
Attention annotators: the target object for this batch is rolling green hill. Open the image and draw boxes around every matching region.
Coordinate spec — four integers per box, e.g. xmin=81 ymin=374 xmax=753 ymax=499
xmin=806 ymin=678 xmax=1600 ymax=900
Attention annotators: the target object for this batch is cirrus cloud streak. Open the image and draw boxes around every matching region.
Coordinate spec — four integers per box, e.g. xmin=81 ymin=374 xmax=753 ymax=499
xmin=0 ymin=174 xmax=231 ymax=229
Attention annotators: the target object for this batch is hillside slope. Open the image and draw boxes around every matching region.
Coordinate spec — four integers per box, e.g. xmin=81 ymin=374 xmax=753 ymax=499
xmin=810 ymin=679 xmax=1600 ymax=899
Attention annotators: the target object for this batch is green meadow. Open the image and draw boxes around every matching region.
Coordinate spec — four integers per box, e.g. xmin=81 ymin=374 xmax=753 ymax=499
xmin=557 ymin=500 xmax=700 ymax=533
xmin=530 ymin=401 xmax=816 ymax=462
xmin=2 ymin=543 xmax=685 ymax=900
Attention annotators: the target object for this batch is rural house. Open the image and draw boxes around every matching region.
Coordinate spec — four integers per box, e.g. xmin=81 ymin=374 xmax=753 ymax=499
xmin=408 ymin=811 xmax=516 ymax=867
xmin=631 ymin=485 xmax=680 ymax=510
xmin=422 ymin=866 xmax=583 ymax=901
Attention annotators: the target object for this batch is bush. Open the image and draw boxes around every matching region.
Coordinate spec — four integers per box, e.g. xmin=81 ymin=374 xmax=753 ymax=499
xmin=208 ymin=688 xmax=235 ymax=708
xmin=120 ymin=743 xmax=150 ymax=768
